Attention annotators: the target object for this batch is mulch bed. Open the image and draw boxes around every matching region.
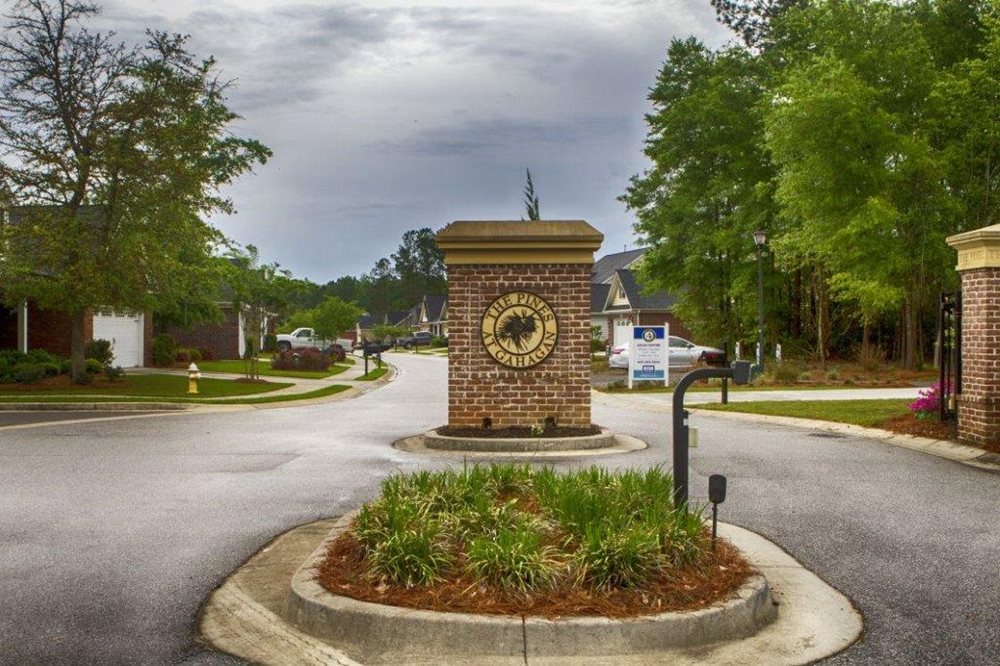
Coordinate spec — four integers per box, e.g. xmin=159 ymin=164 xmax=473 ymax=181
xmin=437 ymin=424 xmax=602 ymax=439
xmin=878 ymin=413 xmax=955 ymax=441
xmin=315 ymin=529 xmax=752 ymax=619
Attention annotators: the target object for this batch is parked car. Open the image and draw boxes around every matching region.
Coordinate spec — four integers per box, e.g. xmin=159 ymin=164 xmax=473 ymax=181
xmin=398 ymin=331 xmax=434 ymax=350
xmin=608 ymin=336 xmax=723 ymax=370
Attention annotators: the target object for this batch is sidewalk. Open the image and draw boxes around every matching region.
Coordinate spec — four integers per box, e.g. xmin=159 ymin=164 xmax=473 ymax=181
xmin=126 ymin=355 xmax=382 ymax=400
xmin=596 ymin=386 xmax=922 ymax=412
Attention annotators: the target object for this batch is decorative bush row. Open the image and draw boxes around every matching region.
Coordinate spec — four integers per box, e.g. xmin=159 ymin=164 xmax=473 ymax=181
xmin=0 ymin=348 xmax=125 ymax=384
xmin=272 ymin=347 xmax=333 ymax=371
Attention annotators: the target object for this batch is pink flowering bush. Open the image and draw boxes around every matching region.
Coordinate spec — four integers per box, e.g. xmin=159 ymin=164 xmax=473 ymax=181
xmin=909 ymin=382 xmax=949 ymax=420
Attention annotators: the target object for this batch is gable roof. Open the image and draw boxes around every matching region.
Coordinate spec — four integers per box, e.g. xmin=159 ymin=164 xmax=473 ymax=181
xmin=591 ymin=248 xmax=646 ymax=285
xmin=616 ymin=269 xmax=676 ymax=310
xmin=424 ymin=294 xmax=447 ymax=321
xmin=590 ymin=283 xmax=611 ymax=313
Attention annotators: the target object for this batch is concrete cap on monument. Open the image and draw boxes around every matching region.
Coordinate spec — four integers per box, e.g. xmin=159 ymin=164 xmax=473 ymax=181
xmin=436 ymin=220 xmax=604 ymax=265
xmin=947 ymin=224 xmax=1000 ymax=271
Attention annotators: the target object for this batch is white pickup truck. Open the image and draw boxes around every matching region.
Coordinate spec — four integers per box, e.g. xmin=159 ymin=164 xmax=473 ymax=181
xmin=275 ymin=328 xmax=353 ymax=352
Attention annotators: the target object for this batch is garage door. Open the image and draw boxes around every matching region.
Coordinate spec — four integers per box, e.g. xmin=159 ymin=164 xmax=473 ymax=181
xmin=92 ymin=312 xmax=144 ymax=367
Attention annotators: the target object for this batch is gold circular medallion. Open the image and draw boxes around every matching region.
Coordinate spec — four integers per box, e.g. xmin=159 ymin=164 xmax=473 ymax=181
xmin=481 ymin=291 xmax=558 ymax=368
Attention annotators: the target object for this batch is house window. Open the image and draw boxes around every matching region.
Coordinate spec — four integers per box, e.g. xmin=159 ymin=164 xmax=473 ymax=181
xmin=617 ymin=284 xmax=626 ymax=300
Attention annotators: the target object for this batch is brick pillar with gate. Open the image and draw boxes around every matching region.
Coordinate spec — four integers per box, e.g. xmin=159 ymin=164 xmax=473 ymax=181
xmin=436 ymin=221 xmax=603 ymax=428
xmin=947 ymin=224 xmax=1000 ymax=450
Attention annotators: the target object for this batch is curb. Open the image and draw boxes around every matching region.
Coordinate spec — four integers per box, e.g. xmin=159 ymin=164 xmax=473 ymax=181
xmin=286 ymin=514 xmax=777 ymax=663
xmin=424 ymin=427 xmax=616 ymax=452
xmin=0 ymin=401 xmax=189 ymax=412
xmin=691 ymin=408 xmax=1000 ymax=472
xmin=199 ymin=517 xmax=862 ymax=665
xmin=394 ymin=432 xmax=648 ymax=458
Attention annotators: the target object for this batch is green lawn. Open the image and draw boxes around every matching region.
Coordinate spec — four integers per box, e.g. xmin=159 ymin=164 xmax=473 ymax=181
xmin=0 ymin=374 xmax=292 ymax=399
xmin=697 ymin=399 xmax=911 ymax=427
xmin=0 ymin=383 xmax=352 ymax=405
xmin=196 ymin=359 xmax=349 ymax=379
xmin=357 ymin=367 xmax=388 ymax=381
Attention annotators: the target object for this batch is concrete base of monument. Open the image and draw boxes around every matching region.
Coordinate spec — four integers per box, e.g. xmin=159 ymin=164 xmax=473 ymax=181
xmin=394 ymin=428 xmax=647 ymax=457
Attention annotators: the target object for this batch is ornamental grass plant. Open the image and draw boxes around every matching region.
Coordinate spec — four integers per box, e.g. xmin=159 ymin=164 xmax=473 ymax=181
xmin=340 ymin=464 xmax=715 ymax=597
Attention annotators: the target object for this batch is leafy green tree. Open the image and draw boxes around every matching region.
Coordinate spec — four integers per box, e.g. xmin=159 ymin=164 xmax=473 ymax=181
xmin=226 ymin=245 xmax=287 ymax=380
xmin=391 ymin=228 xmax=445 ymax=306
xmin=0 ymin=0 xmax=269 ymax=381
xmin=311 ymin=296 xmax=363 ymax=341
xmin=622 ymin=39 xmax=776 ymax=347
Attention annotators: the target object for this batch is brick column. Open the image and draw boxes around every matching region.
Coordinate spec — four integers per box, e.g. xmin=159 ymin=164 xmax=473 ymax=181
xmin=437 ymin=221 xmax=603 ymax=428
xmin=947 ymin=224 xmax=1000 ymax=450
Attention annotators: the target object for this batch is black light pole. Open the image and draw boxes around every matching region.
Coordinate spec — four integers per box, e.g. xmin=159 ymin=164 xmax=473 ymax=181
xmin=752 ymin=229 xmax=767 ymax=371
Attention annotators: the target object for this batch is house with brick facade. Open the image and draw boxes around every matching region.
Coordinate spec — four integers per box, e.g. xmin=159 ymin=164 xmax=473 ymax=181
xmin=590 ymin=248 xmax=691 ymax=348
xmin=1 ymin=206 xmax=154 ymax=366
xmin=0 ymin=302 xmax=153 ymax=367
xmin=155 ymin=303 xmax=274 ymax=361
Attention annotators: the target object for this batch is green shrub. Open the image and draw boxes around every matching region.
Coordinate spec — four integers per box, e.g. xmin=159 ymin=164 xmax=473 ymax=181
xmin=104 ymin=365 xmax=126 ymax=382
xmin=85 ymin=358 xmax=103 ymax=374
xmin=151 ymin=334 xmax=177 ymax=366
xmin=466 ymin=525 xmax=559 ymax=592
xmin=573 ymin=523 xmax=662 ymax=590
xmin=40 ymin=361 xmax=61 ymax=377
xmin=263 ymin=334 xmax=278 ymax=353
xmin=757 ymin=361 xmax=802 ymax=385
xmin=175 ymin=349 xmax=190 ymax=364
xmin=430 ymin=335 xmax=448 ymax=348
xmin=85 ymin=338 xmax=114 ymax=366
xmin=13 ymin=364 xmax=46 ymax=384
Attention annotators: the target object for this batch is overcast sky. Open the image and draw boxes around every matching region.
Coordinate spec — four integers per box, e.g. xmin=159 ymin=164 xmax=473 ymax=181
xmin=95 ymin=0 xmax=731 ymax=282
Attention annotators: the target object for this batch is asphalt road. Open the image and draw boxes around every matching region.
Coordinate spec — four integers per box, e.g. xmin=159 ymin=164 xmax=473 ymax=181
xmin=0 ymin=411 xmax=165 ymax=428
xmin=1 ymin=353 xmax=998 ymax=664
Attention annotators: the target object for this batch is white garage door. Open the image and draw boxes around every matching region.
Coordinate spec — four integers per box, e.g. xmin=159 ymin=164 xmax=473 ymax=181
xmin=92 ymin=311 xmax=144 ymax=367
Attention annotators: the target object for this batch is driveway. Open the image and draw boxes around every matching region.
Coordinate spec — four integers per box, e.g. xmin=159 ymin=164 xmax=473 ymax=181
xmin=1 ymin=353 xmax=997 ymax=663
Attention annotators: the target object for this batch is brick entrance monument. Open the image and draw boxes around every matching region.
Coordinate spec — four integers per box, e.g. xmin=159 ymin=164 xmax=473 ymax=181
xmin=436 ymin=220 xmax=603 ymax=428
xmin=947 ymin=224 xmax=1000 ymax=449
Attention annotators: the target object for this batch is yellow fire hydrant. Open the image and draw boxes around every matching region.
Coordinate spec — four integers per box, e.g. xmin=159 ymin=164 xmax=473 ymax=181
xmin=187 ymin=362 xmax=201 ymax=395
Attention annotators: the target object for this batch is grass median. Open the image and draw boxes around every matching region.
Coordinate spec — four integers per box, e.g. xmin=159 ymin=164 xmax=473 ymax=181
xmin=357 ymin=367 xmax=388 ymax=381
xmin=696 ymin=399 xmax=911 ymax=428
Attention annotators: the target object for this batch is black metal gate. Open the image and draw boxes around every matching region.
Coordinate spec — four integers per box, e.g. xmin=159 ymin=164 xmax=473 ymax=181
xmin=938 ymin=291 xmax=962 ymax=422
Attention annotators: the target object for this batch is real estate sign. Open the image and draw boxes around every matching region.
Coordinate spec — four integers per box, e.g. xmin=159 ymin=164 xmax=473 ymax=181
xmin=628 ymin=324 xmax=668 ymax=389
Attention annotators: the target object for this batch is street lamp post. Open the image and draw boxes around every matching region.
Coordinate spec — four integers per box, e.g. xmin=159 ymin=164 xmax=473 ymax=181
xmin=752 ymin=229 xmax=767 ymax=371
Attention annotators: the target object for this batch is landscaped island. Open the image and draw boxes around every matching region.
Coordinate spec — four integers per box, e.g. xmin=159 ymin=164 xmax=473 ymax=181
xmin=317 ymin=464 xmax=750 ymax=617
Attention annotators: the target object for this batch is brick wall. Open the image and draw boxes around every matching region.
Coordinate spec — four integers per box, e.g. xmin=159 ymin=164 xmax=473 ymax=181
xmin=448 ymin=264 xmax=592 ymax=427
xmin=27 ymin=303 xmax=91 ymax=358
xmin=957 ymin=267 xmax=1000 ymax=450
xmin=158 ymin=307 xmax=241 ymax=361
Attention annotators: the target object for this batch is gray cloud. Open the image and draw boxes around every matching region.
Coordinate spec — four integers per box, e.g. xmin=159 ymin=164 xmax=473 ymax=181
xmin=73 ymin=1 xmax=732 ymax=281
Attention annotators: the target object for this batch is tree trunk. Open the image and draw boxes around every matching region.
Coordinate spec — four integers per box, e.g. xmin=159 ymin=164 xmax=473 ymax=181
xmin=815 ymin=268 xmax=829 ymax=371
xmin=70 ymin=309 xmax=87 ymax=383
xmin=902 ymin=297 xmax=921 ymax=370
xmin=791 ymin=269 xmax=802 ymax=339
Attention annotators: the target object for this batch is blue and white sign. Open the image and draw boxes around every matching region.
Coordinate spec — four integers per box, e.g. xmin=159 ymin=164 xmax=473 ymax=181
xmin=628 ymin=324 xmax=669 ymax=388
